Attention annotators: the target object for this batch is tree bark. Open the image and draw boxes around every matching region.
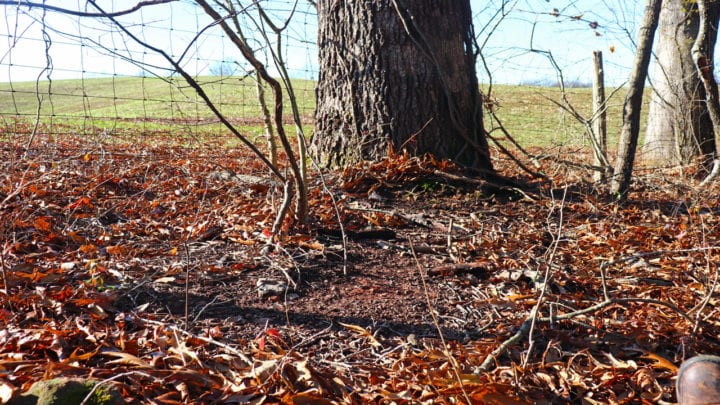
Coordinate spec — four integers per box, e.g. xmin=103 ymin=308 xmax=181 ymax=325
xmin=644 ymin=0 xmax=716 ymax=166
xmin=694 ymin=0 xmax=720 ymax=185
xmin=311 ymin=0 xmax=492 ymax=172
xmin=611 ymin=0 xmax=663 ymax=200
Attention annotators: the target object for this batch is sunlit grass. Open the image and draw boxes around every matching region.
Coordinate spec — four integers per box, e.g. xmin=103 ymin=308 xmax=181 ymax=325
xmin=485 ymin=84 xmax=649 ymax=149
xmin=0 ymin=76 xmax=649 ymax=151
xmin=0 ymin=76 xmax=316 ymax=121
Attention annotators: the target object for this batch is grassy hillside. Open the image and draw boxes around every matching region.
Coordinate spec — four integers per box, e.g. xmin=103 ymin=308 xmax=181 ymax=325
xmin=0 ymin=76 xmax=644 ymax=148
xmin=0 ymin=76 xmax=316 ymax=120
xmin=485 ymin=84 xmax=644 ymax=149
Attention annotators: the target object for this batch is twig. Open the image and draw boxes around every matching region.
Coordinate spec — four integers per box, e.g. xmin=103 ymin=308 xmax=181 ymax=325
xmin=275 ymin=262 xmax=297 ymax=290
xmin=547 ymin=297 xmax=693 ymax=324
xmin=87 ymin=0 xmax=309 ymax=232
xmin=191 ymin=296 xmax=226 ymax=325
xmin=399 ymin=117 xmax=434 ymax=151
xmin=138 ymin=317 xmax=254 ymax=365
xmin=271 ymin=179 xmax=294 ymax=237
xmin=523 ymin=185 xmax=567 ymax=369
xmin=408 ymin=239 xmax=471 ymax=404
xmin=308 ymin=156 xmax=349 ymax=275
xmin=699 ymin=159 xmax=720 ymax=186
xmin=478 ymin=190 xmax=707 ymax=372
xmin=183 ymin=242 xmax=190 ymax=330
xmin=5 ymin=0 xmax=177 ymax=18
xmin=479 ymin=317 xmax=533 ymax=372
xmin=344 ymin=205 xmax=431 ymax=229
xmin=255 ymin=1 xmax=308 ymax=185
xmin=0 ymin=243 xmax=9 ymax=312
xmin=0 ymin=165 xmax=37 ymax=210
xmin=427 ymin=169 xmax=540 ymax=202
xmin=253 ymin=71 xmax=277 ymax=167
xmin=478 ymin=296 xmax=695 ymax=372
xmin=691 ymin=217 xmax=719 ymax=333
xmin=484 ymin=113 xmax=547 ymax=179
xmin=599 ymin=259 xmax=610 ymax=301
xmin=446 ymin=218 xmax=458 ymax=262
xmin=600 ymin=246 xmax=719 ymax=271
xmin=292 ymin=323 xmax=334 ymax=350
xmin=26 ymin=2 xmax=52 ymax=151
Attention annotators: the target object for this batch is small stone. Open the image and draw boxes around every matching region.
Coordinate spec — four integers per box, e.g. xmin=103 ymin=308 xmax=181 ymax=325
xmin=256 ymin=278 xmax=287 ymax=298
xmin=8 ymin=377 xmax=123 ymax=405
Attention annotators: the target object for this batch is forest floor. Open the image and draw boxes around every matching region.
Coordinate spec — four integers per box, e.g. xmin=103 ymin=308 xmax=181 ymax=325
xmin=1 ymin=133 xmax=720 ymax=404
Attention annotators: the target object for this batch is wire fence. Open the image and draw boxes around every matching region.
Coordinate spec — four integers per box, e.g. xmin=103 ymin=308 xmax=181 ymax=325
xmin=0 ymin=1 xmax=318 ymax=142
xmin=0 ymin=1 xmax=639 ymax=151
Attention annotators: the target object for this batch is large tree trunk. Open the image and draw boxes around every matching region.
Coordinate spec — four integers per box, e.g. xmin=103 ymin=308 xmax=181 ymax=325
xmin=611 ymin=0 xmax=663 ymax=200
xmin=311 ymin=0 xmax=492 ymax=172
xmin=643 ymin=0 xmax=716 ymax=166
xmin=695 ymin=0 xmax=720 ymax=185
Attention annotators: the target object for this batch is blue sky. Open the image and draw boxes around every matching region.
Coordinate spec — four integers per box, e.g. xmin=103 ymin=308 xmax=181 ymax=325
xmin=475 ymin=0 xmax=642 ymax=86
xmin=0 ymin=1 xmax=642 ymax=85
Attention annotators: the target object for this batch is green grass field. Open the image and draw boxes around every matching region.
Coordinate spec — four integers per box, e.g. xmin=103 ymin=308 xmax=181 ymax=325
xmin=0 ymin=76 xmax=316 ymax=117
xmin=485 ymin=84 xmax=645 ymax=149
xmin=0 ymin=76 xmax=316 ymax=141
xmin=0 ymin=76 xmax=645 ymax=149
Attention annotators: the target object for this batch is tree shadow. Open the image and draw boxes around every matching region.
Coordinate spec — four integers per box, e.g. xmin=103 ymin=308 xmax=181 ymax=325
xmin=119 ymin=286 xmax=489 ymax=343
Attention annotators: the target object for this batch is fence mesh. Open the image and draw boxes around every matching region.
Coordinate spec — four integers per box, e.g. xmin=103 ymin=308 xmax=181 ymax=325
xmin=0 ymin=1 xmax=318 ymax=143
xmin=0 ymin=1 xmax=639 ymax=151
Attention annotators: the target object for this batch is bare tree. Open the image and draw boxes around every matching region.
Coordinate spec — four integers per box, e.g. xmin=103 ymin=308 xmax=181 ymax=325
xmin=611 ymin=0 xmax=663 ymax=200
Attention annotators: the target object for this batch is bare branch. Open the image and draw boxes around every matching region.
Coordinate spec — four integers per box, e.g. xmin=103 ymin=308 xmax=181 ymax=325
xmin=478 ymin=296 xmax=695 ymax=372
xmin=0 ymin=0 xmax=177 ymax=18
xmin=195 ymin=0 xmax=308 ymax=223
xmin=83 ymin=0 xmax=286 ymax=183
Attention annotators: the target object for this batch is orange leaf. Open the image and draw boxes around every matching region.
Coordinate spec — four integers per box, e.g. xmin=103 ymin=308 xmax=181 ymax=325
xmin=66 ymin=196 xmax=93 ymax=210
xmin=105 ymin=245 xmax=126 ymax=256
xmin=507 ymin=294 xmax=534 ymax=303
xmin=65 ymin=346 xmax=101 ymax=363
xmin=65 ymin=231 xmax=86 ymax=244
xmin=281 ymin=390 xmax=335 ymax=405
xmin=641 ymin=353 xmax=678 ymax=372
xmin=33 ymin=217 xmax=53 ymax=233
xmin=79 ymin=244 xmax=97 ymax=254
xmin=469 ymin=383 xmax=532 ymax=404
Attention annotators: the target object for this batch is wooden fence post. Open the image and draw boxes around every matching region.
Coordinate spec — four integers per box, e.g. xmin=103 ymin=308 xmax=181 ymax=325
xmin=592 ymin=50 xmax=609 ymax=182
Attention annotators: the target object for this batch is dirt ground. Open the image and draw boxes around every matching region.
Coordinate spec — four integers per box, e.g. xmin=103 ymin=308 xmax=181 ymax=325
xmin=117 ymin=148 xmax=538 ymax=347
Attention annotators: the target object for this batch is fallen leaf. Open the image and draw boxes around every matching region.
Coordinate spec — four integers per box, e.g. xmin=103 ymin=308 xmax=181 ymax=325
xmin=0 ymin=381 xmax=14 ymax=403
xmin=103 ymin=351 xmax=152 ymax=368
xmin=641 ymin=353 xmax=678 ymax=372
xmin=339 ymin=322 xmax=382 ymax=348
